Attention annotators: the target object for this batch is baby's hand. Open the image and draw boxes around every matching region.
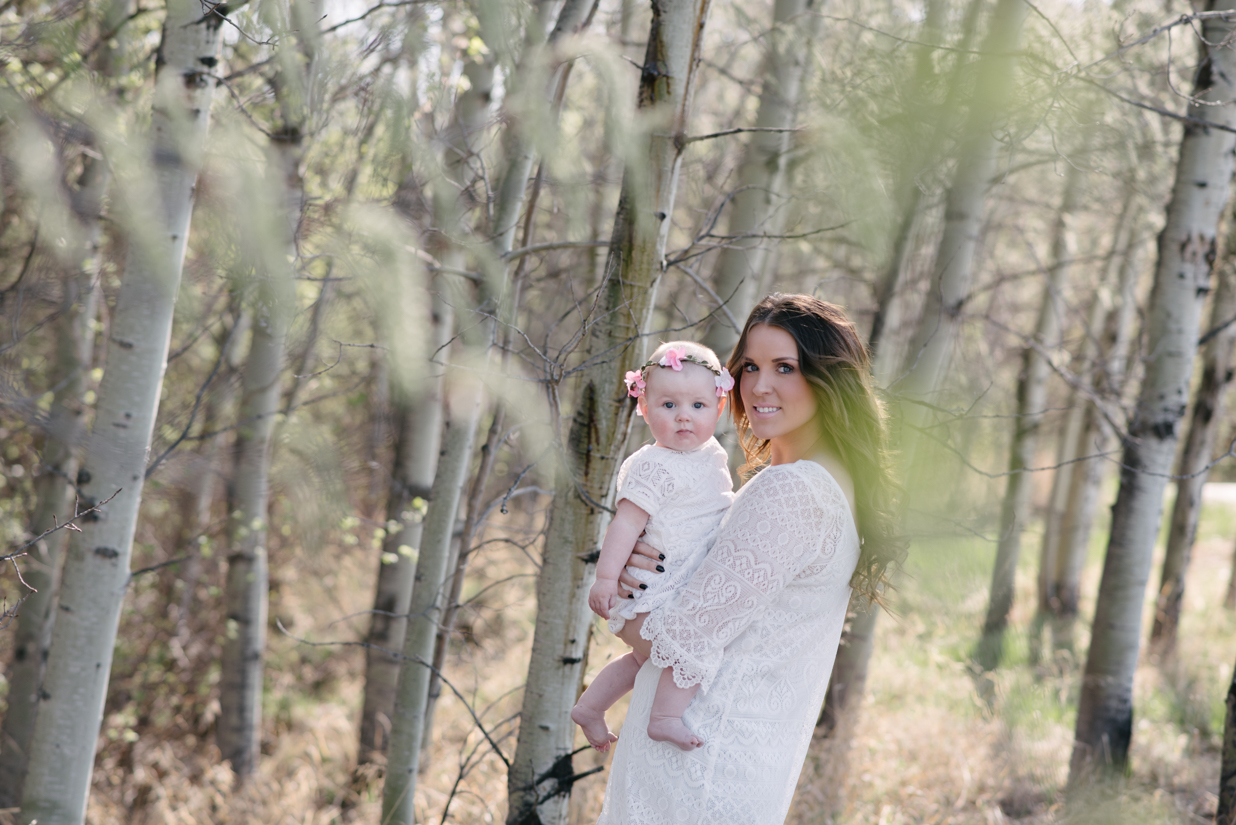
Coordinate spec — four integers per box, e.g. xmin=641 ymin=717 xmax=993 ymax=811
xmin=589 ymin=577 xmax=620 ymax=619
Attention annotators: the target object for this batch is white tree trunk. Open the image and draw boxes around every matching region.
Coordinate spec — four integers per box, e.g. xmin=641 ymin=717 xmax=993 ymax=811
xmin=702 ymin=0 xmax=821 ymax=357
xmin=378 ymin=53 xmax=497 ymax=824
xmin=895 ymin=0 xmax=1030 ymax=420
xmin=17 ymin=3 xmax=229 ymax=822
xmin=1069 ymin=1 xmax=1236 ymax=786
xmin=357 ymin=284 xmax=449 ymax=763
xmin=505 ymin=2 xmax=713 ymax=823
xmin=1048 ymin=208 xmax=1144 ymax=656
xmin=0 ymin=158 xmax=107 ymax=809
xmin=975 ymin=153 xmax=1084 ymax=671
xmin=1150 ymin=229 xmax=1236 ymax=656
xmin=216 ymin=1 xmax=310 ymax=778
xmin=0 ymin=2 xmax=130 ymax=804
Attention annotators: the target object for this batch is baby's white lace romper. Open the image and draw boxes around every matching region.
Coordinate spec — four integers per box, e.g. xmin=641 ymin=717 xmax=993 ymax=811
xmin=608 ymin=437 xmax=734 ymax=634
xmin=597 ymin=461 xmax=860 ymax=825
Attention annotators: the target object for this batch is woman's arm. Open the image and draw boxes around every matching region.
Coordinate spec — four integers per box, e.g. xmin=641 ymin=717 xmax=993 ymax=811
xmin=639 ymin=467 xmax=843 ymax=693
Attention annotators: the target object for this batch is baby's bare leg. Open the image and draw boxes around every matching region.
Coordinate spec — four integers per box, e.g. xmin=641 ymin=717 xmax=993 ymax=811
xmin=615 ymin=613 xmax=652 ymax=659
xmin=647 ymin=666 xmax=703 ymax=751
xmin=571 ymin=651 xmax=646 ymax=752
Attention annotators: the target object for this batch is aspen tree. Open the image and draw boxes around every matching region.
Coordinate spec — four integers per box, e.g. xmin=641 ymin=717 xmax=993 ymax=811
xmin=816 ymin=0 xmax=970 ymax=747
xmin=1219 ymin=652 xmax=1236 ymax=824
xmin=505 ymin=1 xmax=713 ymax=822
xmin=354 ymin=23 xmax=454 ymax=761
xmin=1069 ymin=0 xmax=1236 ymax=787
xmin=17 ymin=2 xmax=234 ymax=821
xmin=379 ymin=0 xmax=602 ymax=801
xmin=378 ymin=50 xmax=498 ymax=825
xmin=1050 ymin=217 xmax=1143 ymax=657
xmin=1030 ymin=195 xmax=1138 ymax=659
xmin=974 ymin=149 xmax=1086 ymax=672
xmin=0 ymin=2 xmax=132 ymax=806
xmin=356 ymin=284 xmax=448 ymax=763
xmin=702 ymin=0 xmax=821 ymax=358
xmin=814 ymin=4 xmax=1026 ymax=801
xmin=895 ymin=0 xmax=1029 ymax=421
xmin=415 ymin=0 xmax=600 ymax=752
xmin=1149 ymin=232 xmax=1236 ymax=657
xmin=216 ymin=0 xmax=314 ymax=777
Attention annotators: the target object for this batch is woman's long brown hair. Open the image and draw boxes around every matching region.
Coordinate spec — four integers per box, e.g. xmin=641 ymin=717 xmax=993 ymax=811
xmin=726 ymin=293 xmax=906 ymax=603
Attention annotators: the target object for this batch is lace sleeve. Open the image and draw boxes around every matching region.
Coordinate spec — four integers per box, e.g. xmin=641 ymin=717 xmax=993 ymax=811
xmin=639 ymin=465 xmax=841 ymax=692
xmin=615 ymin=448 xmax=676 ymax=519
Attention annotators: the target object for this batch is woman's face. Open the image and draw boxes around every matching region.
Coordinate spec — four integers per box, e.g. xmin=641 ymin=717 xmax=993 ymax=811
xmin=738 ymin=324 xmax=819 ymax=461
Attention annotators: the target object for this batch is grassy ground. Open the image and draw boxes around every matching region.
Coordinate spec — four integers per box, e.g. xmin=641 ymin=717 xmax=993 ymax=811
xmin=7 ymin=489 xmax=1231 ymax=823
xmin=786 ymin=497 xmax=1236 ymax=825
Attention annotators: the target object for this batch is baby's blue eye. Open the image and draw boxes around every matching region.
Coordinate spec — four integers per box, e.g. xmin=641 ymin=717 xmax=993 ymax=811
xmin=693 ymin=402 xmax=704 ymax=409
xmin=663 ymin=402 xmax=674 ymax=408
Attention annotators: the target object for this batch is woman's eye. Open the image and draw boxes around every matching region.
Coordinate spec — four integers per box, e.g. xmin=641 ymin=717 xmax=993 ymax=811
xmin=777 ymin=364 xmax=794 ymax=374
xmin=742 ymin=363 xmax=757 ymax=372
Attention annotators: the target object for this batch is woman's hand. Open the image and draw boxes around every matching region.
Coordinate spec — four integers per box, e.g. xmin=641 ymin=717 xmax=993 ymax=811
xmin=617 ymin=539 xmax=666 ymax=597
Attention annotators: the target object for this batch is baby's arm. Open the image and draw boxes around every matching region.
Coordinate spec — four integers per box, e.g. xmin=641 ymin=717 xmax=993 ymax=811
xmin=588 ymin=499 xmax=651 ymax=619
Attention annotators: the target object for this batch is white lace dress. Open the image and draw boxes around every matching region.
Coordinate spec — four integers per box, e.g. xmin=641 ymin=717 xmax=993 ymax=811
xmin=596 ymin=460 xmax=860 ymax=825
xmin=608 ymin=438 xmax=734 ymax=633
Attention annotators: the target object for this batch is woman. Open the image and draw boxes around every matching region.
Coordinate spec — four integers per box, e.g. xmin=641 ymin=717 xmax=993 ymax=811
xmin=596 ymin=294 xmax=903 ymax=825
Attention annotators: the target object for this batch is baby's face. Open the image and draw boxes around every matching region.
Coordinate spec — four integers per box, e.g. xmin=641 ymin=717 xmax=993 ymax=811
xmin=638 ymin=364 xmax=724 ymax=452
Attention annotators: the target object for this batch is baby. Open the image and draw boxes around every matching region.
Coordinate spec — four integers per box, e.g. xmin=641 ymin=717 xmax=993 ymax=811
xmin=571 ymin=341 xmax=735 ymax=752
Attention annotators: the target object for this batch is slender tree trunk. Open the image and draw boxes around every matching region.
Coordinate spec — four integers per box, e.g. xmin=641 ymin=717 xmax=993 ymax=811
xmin=1219 ymin=653 xmax=1236 ymax=824
xmin=868 ymin=0 xmax=981 ymax=356
xmin=1149 ymin=235 xmax=1236 ymax=657
xmin=216 ymin=1 xmax=310 ymax=778
xmin=702 ymin=0 xmax=821 ymax=357
xmin=378 ymin=52 xmax=498 ymax=824
xmin=974 ymin=155 xmax=1084 ymax=671
xmin=215 ymin=239 xmax=295 ymax=779
xmin=895 ymin=0 xmax=1030 ymax=417
xmin=813 ymin=3 xmax=982 ymax=772
xmin=356 ymin=287 xmax=449 ymax=764
xmin=17 ymin=4 xmax=231 ymax=822
xmin=1031 ymin=199 xmax=1129 ymax=662
xmin=0 ymin=162 xmax=107 ymax=812
xmin=0 ymin=2 xmax=130 ymax=804
xmin=1227 ymin=532 xmax=1236 ymax=609
xmin=505 ymin=3 xmax=712 ymax=823
xmin=421 ymin=356 xmax=514 ymax=753
xmin=1069 ymin=2 xmax=1236 ymax=788
xmin=1049 ymin=211 xmax=1145 ymax=657
xmin=380 ymin=0 xmax=602 ymax=805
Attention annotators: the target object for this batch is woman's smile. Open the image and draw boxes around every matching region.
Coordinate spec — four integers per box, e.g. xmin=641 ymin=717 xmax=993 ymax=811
xmin=738 ymin=324 xmax=820 ymax=463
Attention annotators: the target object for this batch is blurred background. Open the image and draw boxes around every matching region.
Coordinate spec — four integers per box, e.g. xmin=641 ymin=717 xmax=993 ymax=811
xmin=1 ymin=0 xmax=1236 ymax=822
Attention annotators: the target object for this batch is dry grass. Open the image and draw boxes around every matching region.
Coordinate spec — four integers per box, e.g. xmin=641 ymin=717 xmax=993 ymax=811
xmin=9 ymin=491 xmax=1229 ymax=824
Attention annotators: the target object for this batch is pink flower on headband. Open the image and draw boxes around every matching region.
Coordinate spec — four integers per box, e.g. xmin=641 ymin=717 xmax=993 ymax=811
xmin=659 ymin=348 xmax=684 ymax=371
xmin=624 ymin=369 xmax=646 ymax=398
xmin=715 ymin=367 xmax=734 ymax=397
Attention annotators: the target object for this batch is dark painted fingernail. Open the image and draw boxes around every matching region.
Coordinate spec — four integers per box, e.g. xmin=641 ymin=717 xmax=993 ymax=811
xmin=655 ymin=565 xmax=665 ymax=572
xmin=658 ymin=554 xmax=666 ymax=560
xmin=639 ymin=583 xmax=648 ymax=590
xmin=628 ymin=593 xmax=635 ymax=598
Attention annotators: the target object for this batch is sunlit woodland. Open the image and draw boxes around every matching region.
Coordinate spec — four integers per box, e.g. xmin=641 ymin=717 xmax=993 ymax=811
xmin=4 ymin=0 xmax=1236 ymax=822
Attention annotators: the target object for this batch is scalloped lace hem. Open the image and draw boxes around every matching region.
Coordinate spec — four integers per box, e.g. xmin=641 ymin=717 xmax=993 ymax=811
xmin=640 ymin=611 xmax=715 ymax=691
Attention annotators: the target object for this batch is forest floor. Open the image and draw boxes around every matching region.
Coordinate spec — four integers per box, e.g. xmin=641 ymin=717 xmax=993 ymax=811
xmin=13 ymin=486 xmax=1232 ymax=824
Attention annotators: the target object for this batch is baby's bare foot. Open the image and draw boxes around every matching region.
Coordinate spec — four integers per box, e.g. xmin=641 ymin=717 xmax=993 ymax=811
xmin=647 ymin=715 xmax=703 ymax=751
xmin=571 ymin=703 xmax=619 ymax=752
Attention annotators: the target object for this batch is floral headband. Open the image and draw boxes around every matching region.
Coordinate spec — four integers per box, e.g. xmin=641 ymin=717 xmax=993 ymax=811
xmin=623 ymin=347 xmax=735 ymax=403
